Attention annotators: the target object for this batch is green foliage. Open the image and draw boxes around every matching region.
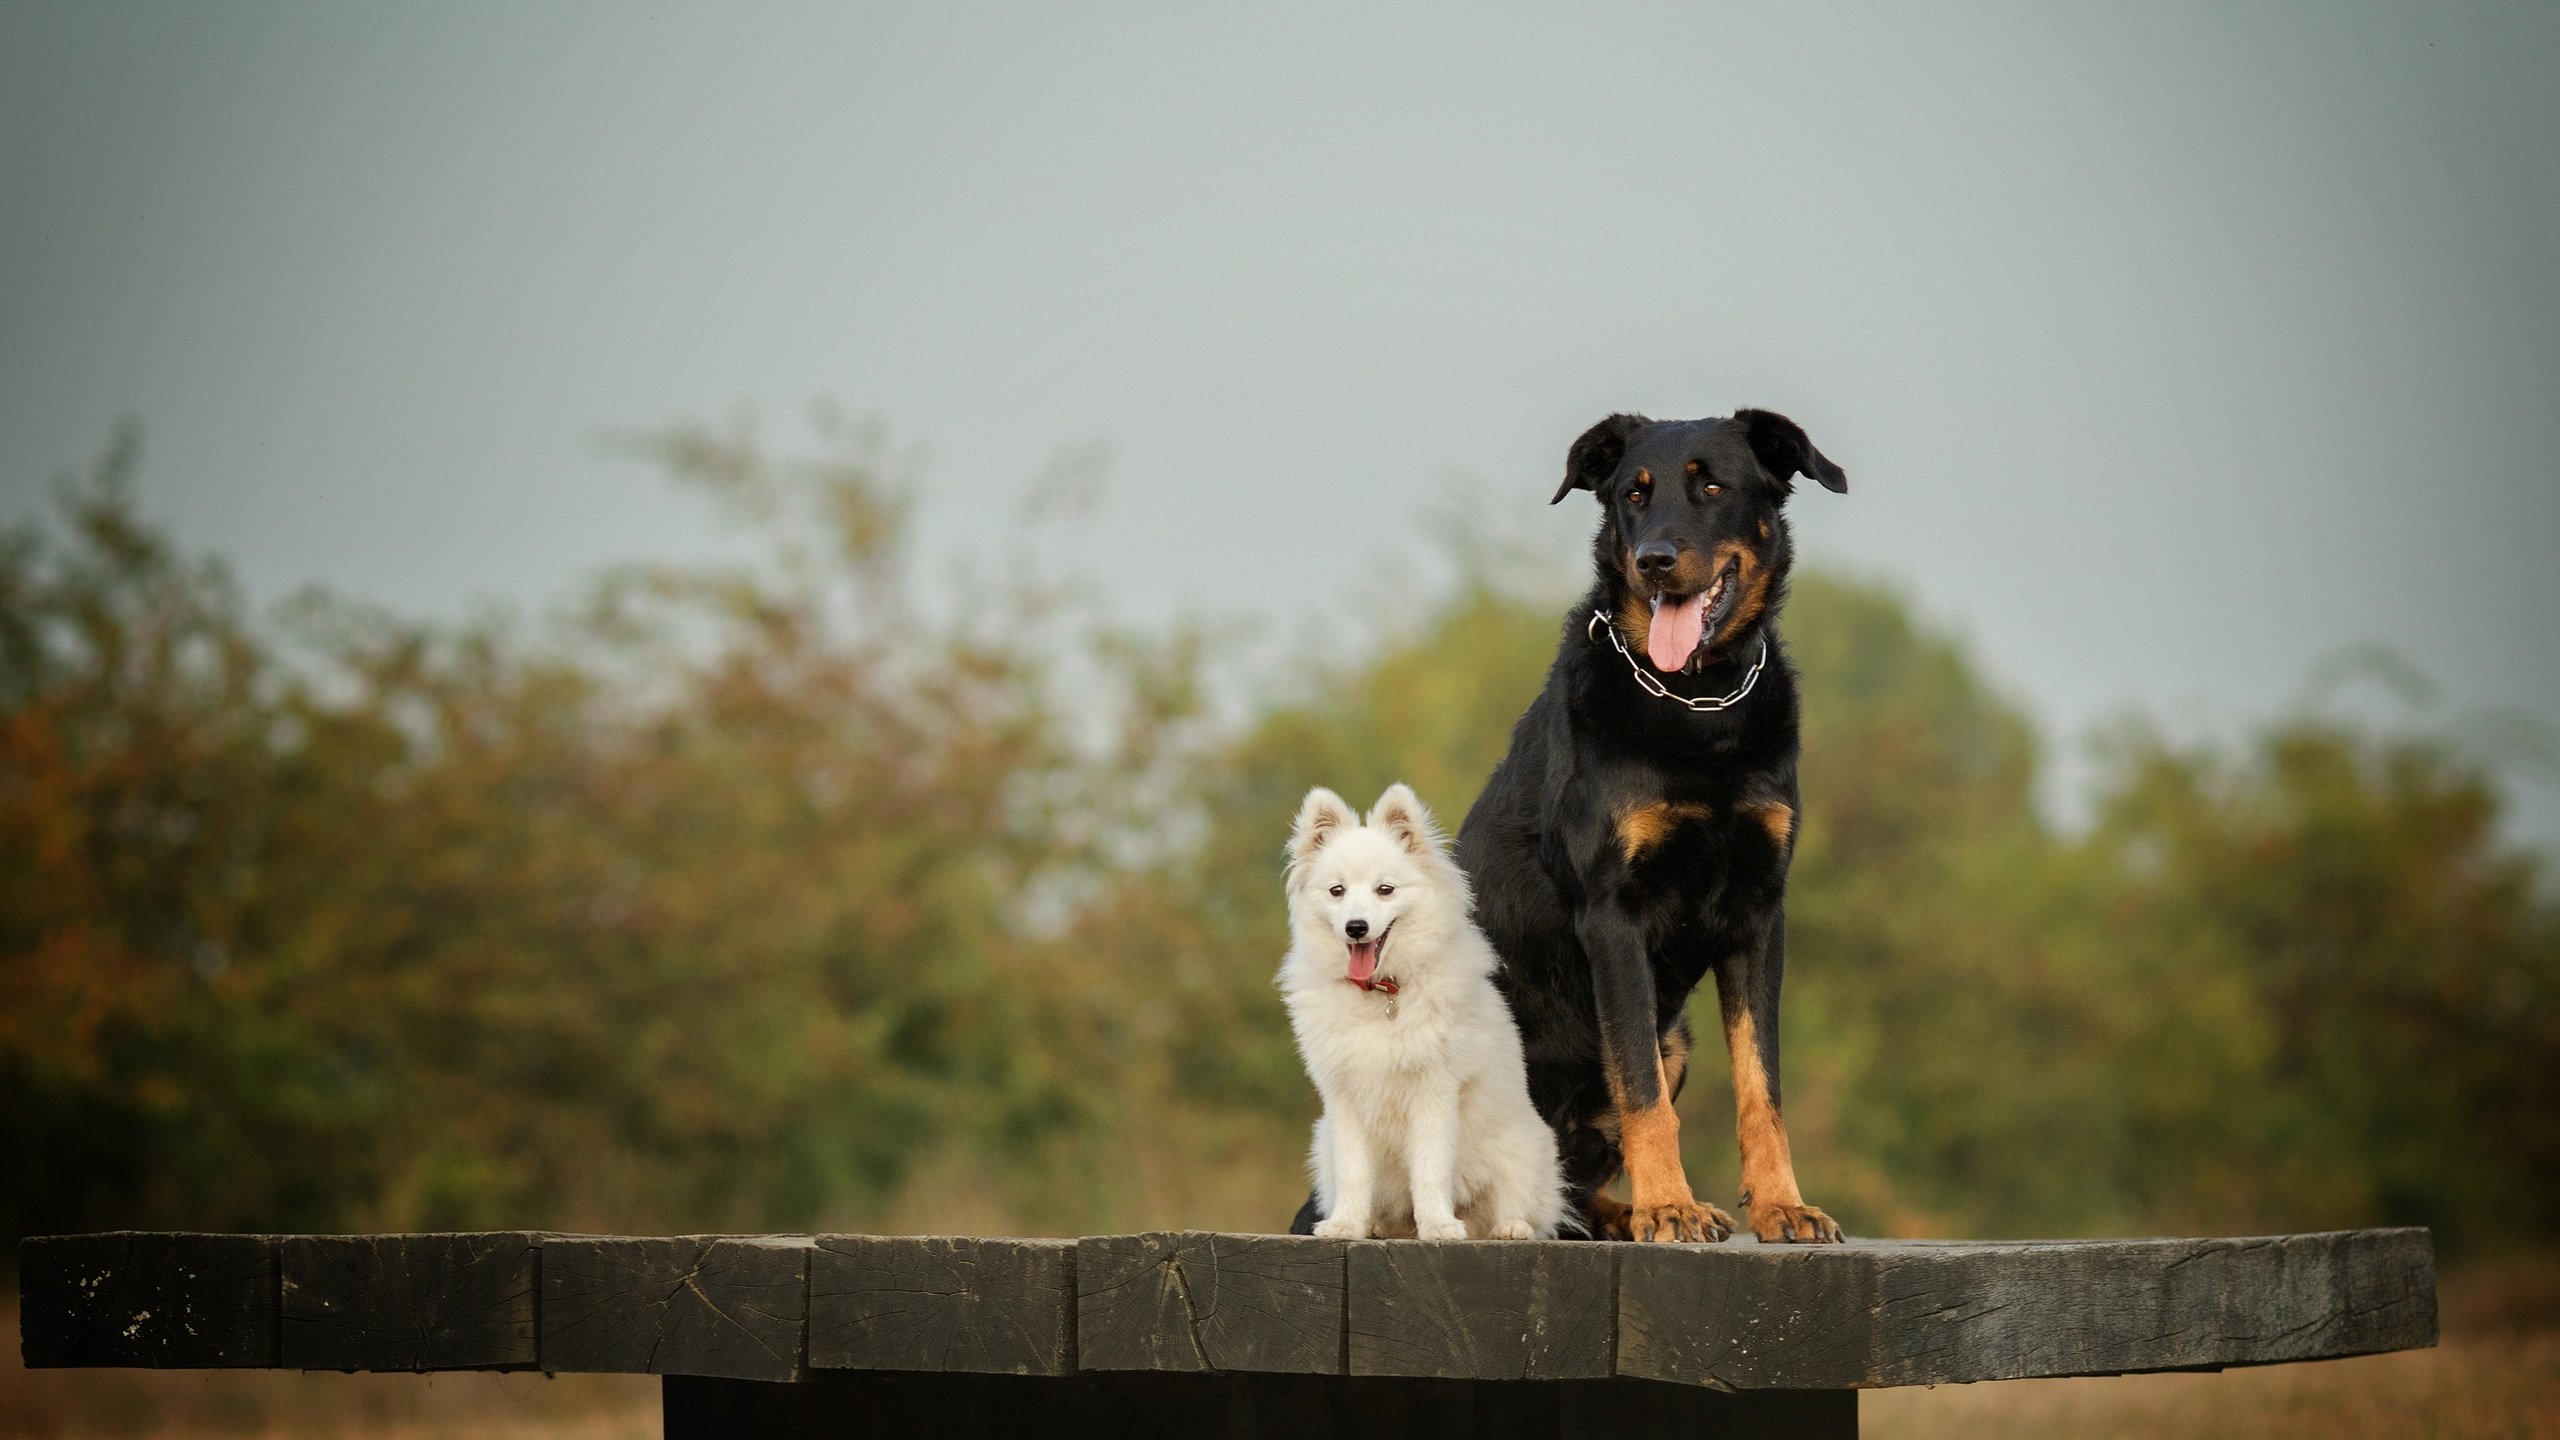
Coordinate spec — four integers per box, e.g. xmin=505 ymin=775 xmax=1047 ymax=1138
xmin=3 ymin=426 xmax=2553 ymax=1251
xmin=2085 ymin=720 xmax=2560 ymax=1245
xmin=1 ymin=423 xmax=1121 ymax=1238
xmin=1771 ymin=576 xmax=2130 ymax=1237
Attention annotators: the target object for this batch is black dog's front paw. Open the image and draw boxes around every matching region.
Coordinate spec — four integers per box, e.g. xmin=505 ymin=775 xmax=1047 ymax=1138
xmin=1578 ymin=1192 xmax=1634 ymax=1241
xmin=1630 ymin=1196 xmax=1735 ymax=1243
xmin=1748 ymin=1200 xmax=1843 ymax=1243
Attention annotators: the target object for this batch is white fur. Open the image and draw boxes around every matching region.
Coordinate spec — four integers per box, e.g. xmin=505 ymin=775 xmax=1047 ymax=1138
xmin=1278 ymin=784 xmax=1567 ymax=1241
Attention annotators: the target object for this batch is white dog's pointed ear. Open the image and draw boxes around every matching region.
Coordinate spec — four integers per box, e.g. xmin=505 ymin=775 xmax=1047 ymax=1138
xmin=1370 ymin=783 xmax=1444 ymax=857
xmin=1289 ymin=787 xmax=1358 ymax=869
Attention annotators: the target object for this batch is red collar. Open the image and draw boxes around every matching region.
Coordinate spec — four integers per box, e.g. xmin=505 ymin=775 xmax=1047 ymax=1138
xmin=1347 ymin=975 xmax=1399 ymax=996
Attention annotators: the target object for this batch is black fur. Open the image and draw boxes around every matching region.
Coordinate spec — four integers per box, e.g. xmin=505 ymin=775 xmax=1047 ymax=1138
xmin=1459 ymin=408 xmax=1846 ymax=1243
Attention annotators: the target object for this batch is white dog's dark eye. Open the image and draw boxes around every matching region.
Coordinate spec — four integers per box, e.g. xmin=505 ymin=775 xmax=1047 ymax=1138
xmin=1376 ymin=883 xmax=1394 ymax=897
xmin=1328 ymin=884 xmax=1345 ymax=897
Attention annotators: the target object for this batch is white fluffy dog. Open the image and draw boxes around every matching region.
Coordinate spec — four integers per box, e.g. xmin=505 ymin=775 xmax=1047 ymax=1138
xmin=1278 ymin=783 xmax=1567 ymax=1241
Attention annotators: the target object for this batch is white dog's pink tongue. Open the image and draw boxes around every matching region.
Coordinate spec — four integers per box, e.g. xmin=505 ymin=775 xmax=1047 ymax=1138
xmin=1346 ymin=939 xmax=1379 ymax=984
xmin=1649 ymin=593 xmax=1705 ymax=672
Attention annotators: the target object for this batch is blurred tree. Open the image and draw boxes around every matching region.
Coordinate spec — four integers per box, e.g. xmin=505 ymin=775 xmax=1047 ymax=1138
xmin=1 ymin=422 xmax=1125 ymax=1237
xmin=0 ymin=426 xmax=381 ymax=1240
xmin=1757 ymin=575 xmax=2135 ymax=1238
xmin=2088 ymin=720 xmax=2560 ymax=1247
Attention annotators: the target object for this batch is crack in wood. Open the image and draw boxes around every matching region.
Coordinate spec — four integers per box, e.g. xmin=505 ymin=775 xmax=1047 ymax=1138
xmin=1164 ymin=1247 xmax=1215 ymax=1368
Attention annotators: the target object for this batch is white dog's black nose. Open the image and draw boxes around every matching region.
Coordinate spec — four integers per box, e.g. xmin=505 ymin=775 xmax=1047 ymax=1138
xmin=1344 ymin=918 xmax=1369 ymax=940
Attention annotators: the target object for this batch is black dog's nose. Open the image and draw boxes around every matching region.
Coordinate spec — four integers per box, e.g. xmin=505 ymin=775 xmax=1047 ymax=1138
xmin=1635 ymin=540 xmax=1681 ymax=577
xmin=1345 ymin=918 xmax=1369 ymax=940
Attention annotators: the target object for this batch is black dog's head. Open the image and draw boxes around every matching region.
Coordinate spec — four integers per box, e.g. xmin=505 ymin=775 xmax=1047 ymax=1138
xmin=1552 ymin=409 xmax=1846 ymax=674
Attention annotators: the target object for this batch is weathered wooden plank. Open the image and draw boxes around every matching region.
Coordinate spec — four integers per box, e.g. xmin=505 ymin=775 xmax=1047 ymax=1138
xmin=539 ymin=1235 xmax=808 ymax=1381
xmin=1348 ymin=1240 xmax=1615 ymax=1380
xmin=1075 ymin=1232 xmax=1346 ymax=1374
xmin=27 ymin=1224 xmax=2442 ymax=1398
xmin=808 ymin=1234 xmax=1074 ymax=1376
xmin=18 ymin=1233 xmax=278 ymax=1368
xmin=662 ymin=1372 xmax=1855 ymax=1439
xmin=1618 ymin=1229 xmax=2438 ymax=1390
xmin=280 ymin=1232 xmax=538 ymax=1371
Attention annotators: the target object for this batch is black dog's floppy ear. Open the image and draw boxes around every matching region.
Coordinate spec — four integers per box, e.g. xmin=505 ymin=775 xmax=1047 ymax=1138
xmin=1552 ymin=413 xmax=1649 ymax=504
xmin=1736 ymin=408 xmax=1848 ymax=495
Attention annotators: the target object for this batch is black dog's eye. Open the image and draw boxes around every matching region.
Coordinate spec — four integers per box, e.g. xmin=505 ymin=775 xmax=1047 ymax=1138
xmin=1328 ymin=884 xmax=1345 ymax=898
xmin=1704 ymin=483 xmax=1722 ymax=498
xmin=1626 ymin=488 xmax=1647 ymax=507
xmin=1376 ymin=883 xmax=1395 ymax=897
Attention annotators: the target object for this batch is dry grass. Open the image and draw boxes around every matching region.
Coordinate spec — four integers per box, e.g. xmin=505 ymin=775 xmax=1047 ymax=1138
xmin=6 ymin=1256 xmax=2555 ymax=1438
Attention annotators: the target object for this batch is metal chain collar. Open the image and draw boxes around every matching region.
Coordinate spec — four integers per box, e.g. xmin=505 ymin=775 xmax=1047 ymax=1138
xmin=1587 ymin=610 xmax=1770 ymax=713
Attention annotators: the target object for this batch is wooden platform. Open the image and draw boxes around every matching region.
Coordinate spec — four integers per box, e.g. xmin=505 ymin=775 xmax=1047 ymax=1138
xmin=17 ymin=1228 xmax=2438 ymax=1439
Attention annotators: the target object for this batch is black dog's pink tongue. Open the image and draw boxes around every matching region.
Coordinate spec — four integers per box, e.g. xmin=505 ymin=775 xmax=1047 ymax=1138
xmin=1649 ymin=593 xmax=1705 ymax=672
xmin=1346 ymin=939 xmax=1378 ymax=983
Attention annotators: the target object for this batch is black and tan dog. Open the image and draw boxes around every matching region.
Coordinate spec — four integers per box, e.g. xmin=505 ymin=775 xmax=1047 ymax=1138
xmin=1457 ymin=409 xmax=1847 ymax=1244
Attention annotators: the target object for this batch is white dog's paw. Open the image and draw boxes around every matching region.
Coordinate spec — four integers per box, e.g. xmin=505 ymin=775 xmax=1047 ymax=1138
xmin=1417 ymin=1216 xmax=1468 ymax=1242
xmin=1311 ymin=1216 xmax=1368 ymax=1240
xmin=1488 ymin=1219 xmax=1536 ymax=1241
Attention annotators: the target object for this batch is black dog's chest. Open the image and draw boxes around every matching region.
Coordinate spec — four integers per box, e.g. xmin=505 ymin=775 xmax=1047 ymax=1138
xmin=1621 ymin=801 xmax=1787 ymax=931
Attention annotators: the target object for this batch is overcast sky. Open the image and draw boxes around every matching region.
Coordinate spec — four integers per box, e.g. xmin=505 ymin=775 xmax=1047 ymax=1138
xmin=4 ymin=2 xmax=2555 ymax=837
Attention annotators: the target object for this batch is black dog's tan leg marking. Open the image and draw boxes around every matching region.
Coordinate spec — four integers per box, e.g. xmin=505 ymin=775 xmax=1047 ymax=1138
xmin=1606 ymin=1051 xmax=1735 ymax=1244
xmin=1660 ymin=1017 xmax=1693 ymax=1099
xmin=1725 ymin=1008 xmax=1842 ymax=1243
xmin=1615 ymin=801 xmax=1712 ymax=864
xmin=1580 ymin=1189 xmax=1634 ymax=1241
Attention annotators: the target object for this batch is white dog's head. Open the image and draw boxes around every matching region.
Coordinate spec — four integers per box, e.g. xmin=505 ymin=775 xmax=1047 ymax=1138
xmin=1284 ymin=783 xmax=1472 ymax=988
